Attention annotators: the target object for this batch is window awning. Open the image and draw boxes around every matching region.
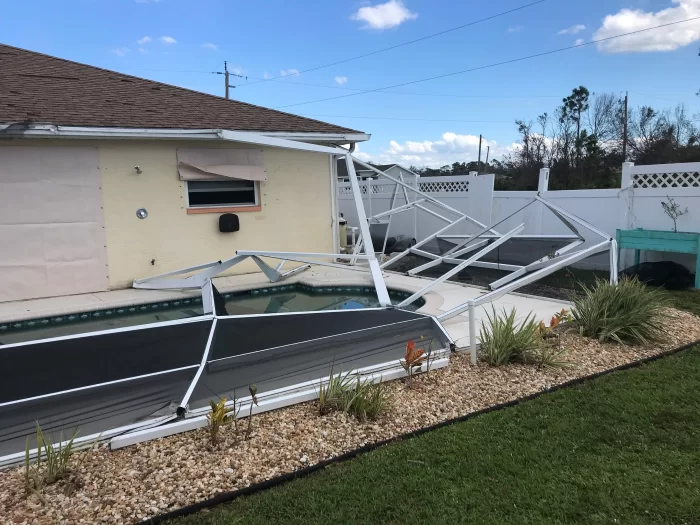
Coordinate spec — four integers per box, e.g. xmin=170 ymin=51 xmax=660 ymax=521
xmin=177 ymin=148 xmax=267 ymax=182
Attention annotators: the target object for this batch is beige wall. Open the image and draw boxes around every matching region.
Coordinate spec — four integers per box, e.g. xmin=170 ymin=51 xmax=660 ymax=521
xmin=2 ymin=139 xmax=334 ymax=290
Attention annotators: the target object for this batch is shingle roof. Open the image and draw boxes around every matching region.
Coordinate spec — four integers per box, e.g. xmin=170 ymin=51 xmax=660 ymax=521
xmin=0 ymin=44 xmax=363 ymax=135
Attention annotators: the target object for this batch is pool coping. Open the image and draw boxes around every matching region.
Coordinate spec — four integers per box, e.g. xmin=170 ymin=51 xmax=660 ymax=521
xmin=0 ymin=283 xmax=423 ymax=335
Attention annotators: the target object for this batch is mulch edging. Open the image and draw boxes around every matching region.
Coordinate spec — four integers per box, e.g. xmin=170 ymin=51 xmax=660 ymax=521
xmin=142 ymin=338 xmax=700 ymax=524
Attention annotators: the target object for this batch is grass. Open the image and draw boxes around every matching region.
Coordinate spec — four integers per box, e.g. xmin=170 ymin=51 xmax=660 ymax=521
xmin=171 ymin=346 xmax=700 ymax=525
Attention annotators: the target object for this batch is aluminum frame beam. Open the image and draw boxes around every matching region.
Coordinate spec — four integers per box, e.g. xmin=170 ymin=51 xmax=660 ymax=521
xmin=488 ymin=239 xmax=584 ymax=290
xmin=438 ymin=240 xmax=612 ymax=322
xmin=407 ymin=240 xmax=489 ymax=275
xmin=398 ymin=224 xmax=525 ymax=308
xmin=343 ymin=154 xmax=392 ymax=306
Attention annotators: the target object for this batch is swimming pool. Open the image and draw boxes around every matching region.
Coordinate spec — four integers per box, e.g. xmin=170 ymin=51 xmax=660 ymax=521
xmin=0 ymin=284 xmax=424 ymax=345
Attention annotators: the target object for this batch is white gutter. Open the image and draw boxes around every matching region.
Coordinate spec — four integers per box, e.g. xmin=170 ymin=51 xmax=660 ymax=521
xmin=0 ymin=125 xmax=348 ymax=155
xmin=0 ymin=124 xmax=368 ymax=145
xmin=261 ymin=131 xmax=371 ymax=143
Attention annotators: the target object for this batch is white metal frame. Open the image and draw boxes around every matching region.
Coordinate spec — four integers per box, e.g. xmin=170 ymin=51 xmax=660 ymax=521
xmin=134 ymin=140 xmax=618 ymax=365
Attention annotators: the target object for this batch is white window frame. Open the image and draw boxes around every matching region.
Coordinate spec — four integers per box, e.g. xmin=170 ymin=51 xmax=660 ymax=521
xmin=185 ymin=179 xmax=261 ymax=209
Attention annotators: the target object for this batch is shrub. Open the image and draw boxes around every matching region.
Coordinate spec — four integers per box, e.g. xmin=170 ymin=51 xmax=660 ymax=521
xmin=347 ymin=379 xmax=391 ymax=422
xmin=318 ymin=369 xmax=390 ymax=421
xmin=25 ymin=423 xmax=93 ymax=495
xmin=479 ymin=306 xmax=542 ymax=366
xmin=572 ymin=277 xmax=668 ymax=345
xmin=318 ymin=368 xmax=355 ymax=415
xmin=400 ymin=340 xmax=425 ymax=387
xmin=207 ymin=397 xmax=236 ymax=445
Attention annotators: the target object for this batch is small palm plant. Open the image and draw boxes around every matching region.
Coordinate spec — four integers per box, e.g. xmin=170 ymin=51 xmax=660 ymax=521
xmin=207 ymin=397 xmax=235 ymax=446
xmin=401 ymin=340 xmax=425 ymax=387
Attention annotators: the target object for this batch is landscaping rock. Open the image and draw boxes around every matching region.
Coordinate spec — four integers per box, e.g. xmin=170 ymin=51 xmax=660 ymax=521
xmin=1 ymin=307 xmax=698 ymax=524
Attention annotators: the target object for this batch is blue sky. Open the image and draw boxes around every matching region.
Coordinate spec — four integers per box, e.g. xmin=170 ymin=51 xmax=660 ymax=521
xmin=2 ymin=0 xmax=699 ymax=166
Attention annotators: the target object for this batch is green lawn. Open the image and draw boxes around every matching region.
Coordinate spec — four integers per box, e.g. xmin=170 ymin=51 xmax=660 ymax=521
xmin=172 ymin=347 xmax=700 ymax=525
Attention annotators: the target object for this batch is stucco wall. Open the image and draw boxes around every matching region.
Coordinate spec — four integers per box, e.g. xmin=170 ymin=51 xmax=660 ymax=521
xmin=2 ymin=139 xmax=333 ymax=291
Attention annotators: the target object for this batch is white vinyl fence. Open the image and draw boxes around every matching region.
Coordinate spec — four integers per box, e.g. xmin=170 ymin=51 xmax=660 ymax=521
xmin=337 ymin=162 xmax=700 ymax=272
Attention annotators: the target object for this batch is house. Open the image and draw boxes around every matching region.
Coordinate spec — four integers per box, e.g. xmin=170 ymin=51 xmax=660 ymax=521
xmin=336 ymin=160 xmax=419 ymax=183
xmin=373 ymin=164 xmax=420 ymax=184
xmin=0 ymin=44 xmax=369 ymax=302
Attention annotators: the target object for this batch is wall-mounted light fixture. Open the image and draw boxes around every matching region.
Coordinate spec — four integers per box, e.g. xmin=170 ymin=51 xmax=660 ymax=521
xmin=134 ymin=165 xmax=142 ymax=174
xmin=136 ymin=208 xmax=148 ymax=219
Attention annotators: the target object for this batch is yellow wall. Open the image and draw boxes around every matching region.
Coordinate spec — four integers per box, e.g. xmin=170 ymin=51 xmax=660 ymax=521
xmin=2 ymin=139 xmax=333 ymax=290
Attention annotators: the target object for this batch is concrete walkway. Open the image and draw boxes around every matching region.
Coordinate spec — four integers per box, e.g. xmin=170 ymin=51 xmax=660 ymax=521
xmin=0 ymin=266 xmax=569 ymax=349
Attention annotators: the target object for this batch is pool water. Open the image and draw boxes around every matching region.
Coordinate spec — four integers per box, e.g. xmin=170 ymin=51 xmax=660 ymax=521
xmin=0 ymin=285 xmax=422 ymax=345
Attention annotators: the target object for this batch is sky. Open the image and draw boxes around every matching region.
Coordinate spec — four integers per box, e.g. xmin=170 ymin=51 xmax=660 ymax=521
xmin=2 ymin=0 xmax=700 ymax=167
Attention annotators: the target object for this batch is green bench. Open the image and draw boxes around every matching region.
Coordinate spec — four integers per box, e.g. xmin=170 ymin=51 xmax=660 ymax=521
xmin=616 ymin=228 xmax=700 ymax=289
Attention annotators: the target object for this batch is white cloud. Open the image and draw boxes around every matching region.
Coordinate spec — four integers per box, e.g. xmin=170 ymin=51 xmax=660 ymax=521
xmin=594 ymin=0 xmax=700 ymax=53
xmin=334 ymin=76 xmax=348 ymax=85
xmin=230 ymin=66 xmax=245 ymax=76
xmin=280 ymin=68 xmax=301 ymax=77
xmin=507 ymin=25 xmax=524 ymax=33
xmin=575 ymin=38 xmax=585 ymax=46
xmin=351 ymin=0 xmax=418 ymax=30
xmin=137 ymin=36 xmax=151 ymax=45
xmin=111 ymin=47 xmax=129 ymax=57
xmin=201 ymin=42 xmax=218 ymax=50
xmin=356 ymin=132 xmax=518 ymax=168
xmin=263 ymin=72 xmax=272 ymax=79
xmin=558 ymin=24 xmax=586 ymax=35
xmin=138 ymin=47 xmax=148 ymax=54
xmin=159 ymin=36 xmax=177 ymax=45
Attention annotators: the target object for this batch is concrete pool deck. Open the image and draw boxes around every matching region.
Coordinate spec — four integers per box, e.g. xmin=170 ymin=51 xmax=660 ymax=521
xmin=0 ymin=266 xmax=570 ymax=348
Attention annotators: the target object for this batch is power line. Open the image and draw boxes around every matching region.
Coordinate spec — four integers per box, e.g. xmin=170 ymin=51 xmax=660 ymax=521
xmin=628 ymin=90 xmax=688 ymax=104
xmin=299 ymin=114 xmax=513 ymax=123
xmin=276 ymin=16 xmax=700 ymax=109
xmin=266 ymin=78 xmax=560 ymax=99
xmin=231 ymin=0 xmax=547 ymax=88
xmin=120 ymin=66 xmax=561 ymax=100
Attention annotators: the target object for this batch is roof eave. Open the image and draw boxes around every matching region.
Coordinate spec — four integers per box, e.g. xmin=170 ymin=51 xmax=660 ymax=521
xmin=0 ymin=124 xmax=352 ymax=155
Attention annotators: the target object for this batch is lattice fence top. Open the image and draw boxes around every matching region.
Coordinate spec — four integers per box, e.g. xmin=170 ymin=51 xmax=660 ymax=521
xmin=371 ymin=183 xmax=398 ymax=194
xmin=418 ymin=180 xmax=470 ymax=193
xmin=338 ymin=178 xmax=470 ymax=195
xmin=632 ymin=171 xmax=700 ymax=189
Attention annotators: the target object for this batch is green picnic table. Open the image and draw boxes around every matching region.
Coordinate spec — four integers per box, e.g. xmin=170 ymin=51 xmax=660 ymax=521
xmin=616 ymin=228 xmax=700 ymax=289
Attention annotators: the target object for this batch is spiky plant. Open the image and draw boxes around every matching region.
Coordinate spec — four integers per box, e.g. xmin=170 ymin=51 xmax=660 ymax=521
xmin=572 ymin=277 xmax=668 ymax=345
xmin=318 ymin=368 xmax=355 ymax=415
xmin=347 ymin=378 xmax=391 ymax=422
xmin=24 ymin=423 xmax=95 ymax=496
xmin=479 ymin=306 xmax=542 ymax=366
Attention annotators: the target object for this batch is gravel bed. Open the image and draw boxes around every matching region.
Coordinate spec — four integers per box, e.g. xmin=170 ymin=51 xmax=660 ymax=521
xmin=2 ymin=307 xmax=699 ymax=524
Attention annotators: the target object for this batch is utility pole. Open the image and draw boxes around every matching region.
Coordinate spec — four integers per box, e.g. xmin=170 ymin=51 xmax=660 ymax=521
xmin=477 ymin=134 xmax=482 ymax=174
xmin=214 ymin=61 xmax=246 ymax=99
xmin=225 ymin=61 xmax=229 ymax=99
xmin=622 ymin=91 xmax=628 ymax=161
xmin=485 ymin=146 xmax=490 ymax=168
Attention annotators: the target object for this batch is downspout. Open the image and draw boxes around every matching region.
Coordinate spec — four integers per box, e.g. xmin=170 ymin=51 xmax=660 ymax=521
xmin=329 ymin=155 xmax=339 ymax=255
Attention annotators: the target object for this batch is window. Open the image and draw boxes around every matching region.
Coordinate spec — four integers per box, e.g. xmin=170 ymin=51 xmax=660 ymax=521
xmin=186 ymin=180 xmax=259 ymax=208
